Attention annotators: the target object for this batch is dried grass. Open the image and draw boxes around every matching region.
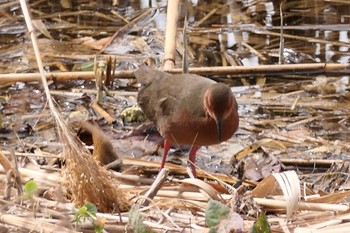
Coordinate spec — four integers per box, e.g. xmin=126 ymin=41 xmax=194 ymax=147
xmin=61 ymin=131 xmax=130 ymax=212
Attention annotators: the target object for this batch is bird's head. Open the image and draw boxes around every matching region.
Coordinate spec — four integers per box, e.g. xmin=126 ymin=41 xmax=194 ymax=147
xmin=204 ymin=83 xmax=237 ymax=142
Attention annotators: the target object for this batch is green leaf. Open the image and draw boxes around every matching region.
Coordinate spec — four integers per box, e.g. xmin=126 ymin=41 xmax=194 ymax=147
xmin=73 ymin=203 xmax=98 ymax=224
xmin=85 ymin=202 xmax=97 ymax=218
xmin=252 ymin=212 xmax=271 ymax=233
xmin=73 ymin=205 xmax=88 ymax=223
xmin=205 ymin=200 xmax=230 ymax=227
xmin=24 ymin=180 xmax=38 ymax=199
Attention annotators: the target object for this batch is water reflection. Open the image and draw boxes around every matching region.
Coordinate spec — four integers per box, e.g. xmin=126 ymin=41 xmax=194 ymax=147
xmin=0 ymin=0 xmax=349 ymax=73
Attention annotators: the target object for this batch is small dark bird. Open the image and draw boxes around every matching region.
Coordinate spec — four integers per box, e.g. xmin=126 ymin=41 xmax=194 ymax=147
xmin=135 ymin=66 xmax=239 ymax=176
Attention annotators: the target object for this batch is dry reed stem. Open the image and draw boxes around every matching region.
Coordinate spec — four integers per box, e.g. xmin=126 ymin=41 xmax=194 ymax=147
xmin=194 ymin=7 xmax=219 ymax=27
xmin=0 ymin=150 xmax=22 ymax=199
xmin=180 ymin=178 xmax=223 ymax=201
xmin=0 ymin=150 xmax=17 ymax=175
xmin=98 ymin=8 xmax=156 ymax=53
xmin=121 ymin=158 xmax=240 ymax=184
xmin=254 ymin=198 xmax=349 ymax=212
xmin=0 ymin=214 xmax=77 ymax=233
xmin=164 ymin=0 xmax=180 ymax=70
xmin=91 ymin=101 xmax=116 ymax=124
xmin=280 ymin=158 xmax=343 ymax=167
xmin=140 ymin=168 xmax=169 ymax=207
xmin=0 ymin=62 xmax=349 ymax=84
xmin=166 ymin=63 xmax=350 ymax=76
xmin=294 ymin=213 xmax=350 ymax=232
xmin=255 ymin=28 xmax=350 ymax=48
xmin=204 ymin=24 xmax=350 ymax=47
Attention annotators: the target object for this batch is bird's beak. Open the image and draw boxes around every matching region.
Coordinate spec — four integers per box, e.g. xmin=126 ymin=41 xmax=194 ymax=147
xmin=216 ymin=117 xmax=223 ymax=143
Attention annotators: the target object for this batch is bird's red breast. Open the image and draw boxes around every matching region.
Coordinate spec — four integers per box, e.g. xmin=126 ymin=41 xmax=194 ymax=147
xmin=135 ymin=66 xmax=239 ymax=147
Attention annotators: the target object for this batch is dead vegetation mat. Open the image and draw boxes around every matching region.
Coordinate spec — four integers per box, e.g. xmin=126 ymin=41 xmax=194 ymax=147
xmin=0 ymin=76 xmax=349 ymax=233
xmin=1 ymin=0 xmax=350 ymax=232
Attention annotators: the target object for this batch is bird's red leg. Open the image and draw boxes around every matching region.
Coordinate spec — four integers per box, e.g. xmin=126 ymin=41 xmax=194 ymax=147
xmin=188 ymin=145 xmax=199 ymax=177
xmin=160 ymin=139 xmax=171 ymax=169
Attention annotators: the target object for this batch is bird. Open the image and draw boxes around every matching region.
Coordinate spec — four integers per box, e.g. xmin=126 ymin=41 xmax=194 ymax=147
xmin=135 ymin=66 xmax=239 ymax=177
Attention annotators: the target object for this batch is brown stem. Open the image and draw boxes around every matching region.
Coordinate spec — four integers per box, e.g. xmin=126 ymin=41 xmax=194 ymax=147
xmin=0 ymin=63 xmax=349 ymax=84
xmin=164 ymin=0 xmax=180 ymax=70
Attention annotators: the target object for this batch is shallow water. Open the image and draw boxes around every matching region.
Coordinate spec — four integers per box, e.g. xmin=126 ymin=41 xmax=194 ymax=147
xmin=1 ymin=0 xmax=349 ymax=73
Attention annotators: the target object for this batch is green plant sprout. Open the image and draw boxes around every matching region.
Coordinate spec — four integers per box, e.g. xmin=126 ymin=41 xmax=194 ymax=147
xmin=73 ymin=202 xmax=106 ymax=233
xmin=23 ymin=179 xmax=38 ymax=201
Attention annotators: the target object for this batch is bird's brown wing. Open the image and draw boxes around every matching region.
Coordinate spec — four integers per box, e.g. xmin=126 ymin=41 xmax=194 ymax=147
xmin=134 ymin=65 xmax=171 ymax=86
xmin=136 ymin=67 xmax=216 ymax=123
xmin=137 ymin=87 xmax=177 ymax=124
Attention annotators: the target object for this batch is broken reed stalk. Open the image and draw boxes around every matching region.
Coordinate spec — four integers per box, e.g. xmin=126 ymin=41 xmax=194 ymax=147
xmin=278 ymin=2 xmax=284 ymax=65
xmin=0 ymin=150 xmax=18 ymax=177
xmin=0 ymin=62 xmax=349 ymax=84
xmin=91 ymin=101 xmax=116 ymax=124
xmin=98 ymin=8 xmax=156 ymax=53
xmin=164 ymin=0 xmax=180 ymax=70
xmin=19 ymin=0 xmax=129 ymax=212
xmin=254 ymin=198 xmax=349 ymax=212
xmin=0 ymin=150 xmax=22 ymax=198
xmin=205 ymin=25 xmax=350 ymax=48
xmin=0 ymin=214 xmax=77 ymax=233
xmin=139 ymin=168 xmax=169 ymax=207
xmin=166 ymin=63 xmax=350 ymax=75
